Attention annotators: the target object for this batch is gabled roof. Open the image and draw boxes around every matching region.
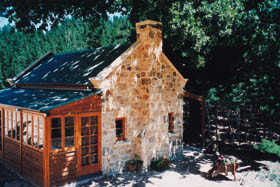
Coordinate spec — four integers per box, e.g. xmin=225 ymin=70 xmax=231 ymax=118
xmin=0 ymin=87 xmax=99 ymax=112
xmin=15 ymin=44 xmax=131 ymax=86
xmin=0 ymin=44 xmax=132 ymax=112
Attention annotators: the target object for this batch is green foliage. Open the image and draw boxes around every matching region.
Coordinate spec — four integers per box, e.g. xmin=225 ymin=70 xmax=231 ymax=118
xmin=167 ymin=0 xmax=280 ymax=120
xmin=0 ymin=1 xmax=120 ymax=31
xmin=0 ymin=19 xmax=91 ymax=88
xmin=1 ymin=0 xmax=280 ymax=122
xmin=127 ymin=155 xmax=144 ymax=171
xmin=169 ymin=0 xmax=244 ymax=68
xmin=0 ymin=16 xmax=131 ymax=88
xmin=87 ymin=16 xmax=132 ymax=48
xmin=254 ymin=139 xmax=280 ymax=158
xmin=150 ymin=156 xmax=171 ymax=171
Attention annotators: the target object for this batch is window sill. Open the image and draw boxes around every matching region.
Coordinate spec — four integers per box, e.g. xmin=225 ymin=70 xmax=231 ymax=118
xmin=168 ymin=132 xmax=178 ymax=138
xmin=114 ymin=139 xmax=130 ymax=146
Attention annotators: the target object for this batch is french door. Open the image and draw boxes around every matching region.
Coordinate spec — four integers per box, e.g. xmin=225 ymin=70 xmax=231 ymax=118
xmin=77 ymin=112 xmax=101 ymax=176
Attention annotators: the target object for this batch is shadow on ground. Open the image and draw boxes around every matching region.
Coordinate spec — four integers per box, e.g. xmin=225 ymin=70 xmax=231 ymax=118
xmin=80 ymin=143 xmax=279 ymax=186
xmin=0 ymin=144 xmax=277 ymax=187
xmin=0 ymin=163 xmax=34 ymax=187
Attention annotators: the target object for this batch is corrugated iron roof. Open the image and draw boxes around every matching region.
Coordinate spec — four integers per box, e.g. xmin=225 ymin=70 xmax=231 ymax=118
xmin=15 ymin=44 xmax=131 ymax=85
xmin=0 ymin=87 xmax=99 ymax=112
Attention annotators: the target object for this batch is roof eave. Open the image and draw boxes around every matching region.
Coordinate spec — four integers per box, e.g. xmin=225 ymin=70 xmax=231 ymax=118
xmin=0 ymin=103 xmax=46 ymax=114
xmin=38 ymin=90 xmax=101 ymax=112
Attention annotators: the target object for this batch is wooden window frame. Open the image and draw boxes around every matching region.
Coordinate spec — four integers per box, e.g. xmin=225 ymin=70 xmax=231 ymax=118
xmin=116 ymin=118 xmax=125 ymax=141
xmin=36 ymin=116 xmax=39 ymax=148
xmin=168 ymin=113 xmax=175 ymax=133
xmin=4 ymin=110 xmax=7 ymax=136
xmin=50 ymin=115 xmax=75 ymax=152
xmin=21 ymin=112 xmax=44 ymax=151
xmin=8 ymin=110 xmax=11 ymax=138
xmin=80 ymin=116 xmax=99 ymax=167
xmin=16 ymin=112 xmax=20 ymax=141
xmin=3 ymin=109 xmax=21 ymax=142
xmin=0 ymin=109 xmax=2 ymax=151
xmin=64 ymin=116 xmax=75 ymax=149
xmin=11 ymin=111 xmax=14 ymax=139
xmin=27 ymin=114 xmax=32 ymax=146
xmin=38 ymin=116 xmax=44 ymax=150
xmin=0 ymin=109 xmax=44 ymax=152
xmin=50 ymin=117 xmax=62 ymax=151
xmin=23 ymin=113 xmax=27 ymax=144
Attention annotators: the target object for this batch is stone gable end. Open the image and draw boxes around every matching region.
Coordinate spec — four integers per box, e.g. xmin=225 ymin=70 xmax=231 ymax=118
xmin=93 ymin=20 xmax=187 ymax=173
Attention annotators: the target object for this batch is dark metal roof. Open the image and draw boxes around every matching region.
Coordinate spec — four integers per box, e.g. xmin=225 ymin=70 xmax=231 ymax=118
xmin=15 ymin=44 xmax=130 ymax=85
xmin=0 ymin=87 xmax=99 ymax=112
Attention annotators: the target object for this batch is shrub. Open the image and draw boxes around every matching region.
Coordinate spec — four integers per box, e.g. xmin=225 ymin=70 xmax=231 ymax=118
xmin=127 ymin=156 xmax=143 ymax=171
xmin=150 ymin=157 xmax=171 ymax=171
xmin=253 ymin=139 xmax=280 ymax=158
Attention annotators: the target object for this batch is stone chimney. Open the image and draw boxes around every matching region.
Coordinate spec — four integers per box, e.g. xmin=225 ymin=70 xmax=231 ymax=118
xmin=136 ymin=20 xmax=162 ymax=49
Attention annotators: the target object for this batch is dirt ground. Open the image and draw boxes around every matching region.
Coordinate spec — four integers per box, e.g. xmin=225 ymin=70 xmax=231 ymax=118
xmin=0 ymin=145 xmax=279 ymax=187
xmin=80 ymin=145 xmax=279 ymax=187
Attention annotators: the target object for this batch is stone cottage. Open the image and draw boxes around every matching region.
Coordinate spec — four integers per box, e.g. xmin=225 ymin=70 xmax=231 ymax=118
xmin=0 ymin=20 xmax=188 ymax=186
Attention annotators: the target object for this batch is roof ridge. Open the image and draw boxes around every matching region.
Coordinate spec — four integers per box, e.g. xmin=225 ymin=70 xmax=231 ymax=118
xmin=54 ymin=43 xmax=131 ymax=56
xmin=54 ymin=49 xmax=93 ymax=56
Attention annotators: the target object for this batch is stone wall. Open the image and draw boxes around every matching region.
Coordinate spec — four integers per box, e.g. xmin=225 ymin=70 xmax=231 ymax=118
xmin=98 ymin=20 xmax=187 ymax=174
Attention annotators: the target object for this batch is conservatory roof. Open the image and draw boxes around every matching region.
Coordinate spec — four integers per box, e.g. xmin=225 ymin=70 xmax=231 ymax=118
xmin=14 ymin=44 xmax=130 ymax=86
xmin=0 ymin=87 xmax=99 ymax=112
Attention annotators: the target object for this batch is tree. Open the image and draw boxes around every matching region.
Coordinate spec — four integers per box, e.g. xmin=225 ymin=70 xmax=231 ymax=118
xmin=0 ymin=0 xmax=123 ymax=32
xmin=1 ymin=0 xmax=280 ymax=119
xmin=87 ymin=16 xmax=132 ymax=48
xmin=0 ymin=16 xmax=132 ymax=88
xmin=0 ymin=19 xmax=92 ymax=87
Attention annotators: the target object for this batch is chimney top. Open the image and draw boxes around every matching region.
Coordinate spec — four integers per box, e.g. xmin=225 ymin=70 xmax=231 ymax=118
xmin=136 ymin=20 xmax=162 ymax=44
xmin=136 ymin=20 xmax=162 ymax=27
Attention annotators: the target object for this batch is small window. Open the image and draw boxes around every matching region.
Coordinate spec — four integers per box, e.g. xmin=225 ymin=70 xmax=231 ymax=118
xmin=16 ymin=112 xmax=20 ymax=141
xmin=168 ymin=113 xmax=174 ymax=133
xmin=27 ymin=115 xmax=32 ymax=145
xmin=116 ymin=118 xmax=125 ymax=141
xmin=51 ymin=118 xmax=62 ymax=150
xmin=65 ymin=116 xmax=74 ymax=148
xmin=4 ymin=111 xmax=7 ymax=136
xmin=12 ymin=112 xmax=16 ymax=139
xmin=8 ymin=111 xmax=12 ymax=137
xmin=23 ymin=114 xmax=27 ymax=143
xmin=33 ymin=116 xmax=39 ymax=148
xmin=39 ymin=117 xmax=44 ymax=149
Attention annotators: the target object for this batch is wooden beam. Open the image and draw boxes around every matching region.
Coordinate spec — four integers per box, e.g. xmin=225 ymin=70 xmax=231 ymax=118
xmin=201 ymin=100 xmax=206 ymax=146
xmin=62 ymin=117 xmax=65 ymax=150
xmin=0 ymin=104 xmax=45 ymax=114
xmin=20 ymin=110 xmax=23 ymax=174
xmin=1 ymin=108 xmax=4 ymax=161
xmin=184 ymin=91 xmax=206 ymax=146
xmin=31 ymin=115 xmax=34 ymax=147
xmin=37 ymin=117 xmax=40 ymax=149
xmin=183 ymin=91 xmax=203 ymax=102
xmin=44 ymin=117 xmax=50 ymax=187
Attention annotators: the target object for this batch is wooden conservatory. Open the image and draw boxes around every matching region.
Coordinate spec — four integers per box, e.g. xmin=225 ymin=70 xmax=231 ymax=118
xmin=0 ymin=90 xmax=102 ymax=186
xmin=0 ymin=20 xmax=189 ymax=186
